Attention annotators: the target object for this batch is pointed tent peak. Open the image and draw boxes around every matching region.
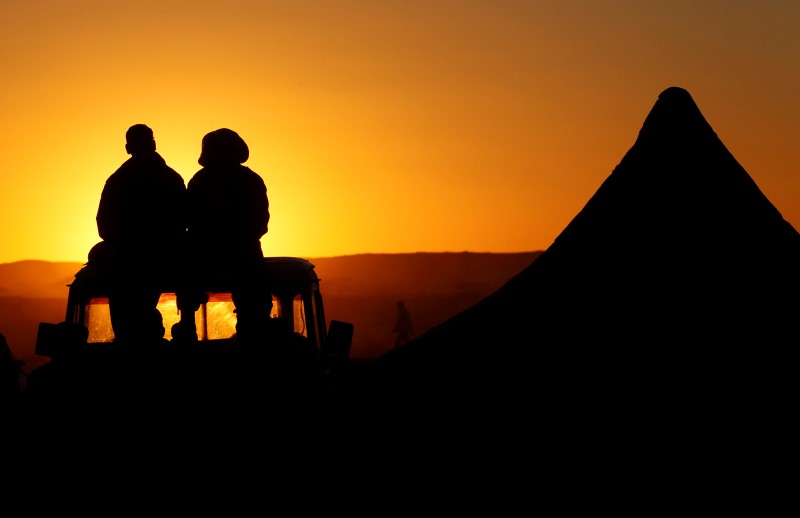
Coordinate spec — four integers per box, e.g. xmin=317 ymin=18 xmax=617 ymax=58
xmin=637 ymin=86 xmax=714 ymax=144
xmin=658 ymin=86 xmax=692 ymax=101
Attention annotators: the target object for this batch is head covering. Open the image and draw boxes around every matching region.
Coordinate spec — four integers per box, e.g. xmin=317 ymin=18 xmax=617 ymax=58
xmin=198 ymin=128 xmax=249 ymax=166
xmin=125 ymin=124 xmax=156 ymax=155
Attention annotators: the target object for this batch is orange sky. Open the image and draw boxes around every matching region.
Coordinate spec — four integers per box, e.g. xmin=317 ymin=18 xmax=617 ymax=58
xmin=1 ymin=1 xmax=797 ymax=264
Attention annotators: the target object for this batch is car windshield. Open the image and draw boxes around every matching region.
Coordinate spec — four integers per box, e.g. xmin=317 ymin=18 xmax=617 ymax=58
xmin=83 ymin=292 xmax=307 ymax=343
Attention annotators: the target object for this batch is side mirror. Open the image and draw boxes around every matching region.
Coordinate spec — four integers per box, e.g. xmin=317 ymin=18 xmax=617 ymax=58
xmin=35 ymin=322 xmax=89 ymax=359
xmin=324 ymin=320 xmax=353 ymax=362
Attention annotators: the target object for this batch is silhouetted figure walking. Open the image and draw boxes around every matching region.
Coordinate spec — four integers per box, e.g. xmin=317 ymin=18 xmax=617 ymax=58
xmin=173 ymin=128 xmax=272 ymax=344
xmin=96 ymin=124 xmax=187 ymax=345
xmin=392 ymin=300 xmax=413 ymax=347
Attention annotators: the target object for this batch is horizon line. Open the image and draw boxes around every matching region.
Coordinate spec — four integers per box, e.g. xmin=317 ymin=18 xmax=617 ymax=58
xmin=0 ymin=250 xmax=546 ymax=266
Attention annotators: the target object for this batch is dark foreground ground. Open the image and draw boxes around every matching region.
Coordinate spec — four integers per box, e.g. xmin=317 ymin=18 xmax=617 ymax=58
xmin=4 ymin=337 xmax=793 ymax=513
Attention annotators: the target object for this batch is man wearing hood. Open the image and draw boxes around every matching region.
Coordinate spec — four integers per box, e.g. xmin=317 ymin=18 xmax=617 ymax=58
xmin=172 ymin=128 xmax=272 ymax=343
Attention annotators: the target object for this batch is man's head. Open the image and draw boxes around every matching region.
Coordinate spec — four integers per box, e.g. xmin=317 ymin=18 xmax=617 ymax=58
xmin=125 ymin=124 xmax=156 ymax=155
xmin=198 ymin=128 xmax=249 ymax=166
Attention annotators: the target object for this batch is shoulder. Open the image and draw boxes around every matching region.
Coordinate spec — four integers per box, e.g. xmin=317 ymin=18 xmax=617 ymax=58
xmin=187 ymin=168 xmax=208 ymax=187
xmin=104 ymin=160 xmax=134 ymax=185
xmin=166 ymin=166 xmax=185 ymax=186
xmin=153 ymin=153 xmax=182 ymax=175
xmin=240 ymin=166 xmax=266 ymax=186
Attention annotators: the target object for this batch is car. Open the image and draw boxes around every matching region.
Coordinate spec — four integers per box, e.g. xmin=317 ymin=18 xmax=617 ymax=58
xmin=30 ymin=256 xmax=354 ymax=403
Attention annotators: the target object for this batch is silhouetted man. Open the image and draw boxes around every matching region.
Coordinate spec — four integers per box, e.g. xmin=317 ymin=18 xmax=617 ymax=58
xmin=96 ymin=124 xmax=187 ymax=345
xmin=173 ymin=128 xmax=271 ymax=344
xmin=392 ymin=299 xmax=413 ymax=347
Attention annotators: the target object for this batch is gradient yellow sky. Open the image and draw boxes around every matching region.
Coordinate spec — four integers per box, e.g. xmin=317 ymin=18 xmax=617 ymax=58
xmin=1 ymin=1 xmax=797 ymax=264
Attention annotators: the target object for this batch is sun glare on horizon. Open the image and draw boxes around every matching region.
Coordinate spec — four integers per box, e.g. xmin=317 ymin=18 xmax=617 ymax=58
xmin=0 ymin=1 xmax=798 ymax=264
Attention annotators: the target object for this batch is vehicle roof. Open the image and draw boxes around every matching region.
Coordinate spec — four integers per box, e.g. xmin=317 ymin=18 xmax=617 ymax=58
xmin=69 ymin=256 xmax=320 ymax=298
xmin=263 ymin=257 xmax=319 ymax=284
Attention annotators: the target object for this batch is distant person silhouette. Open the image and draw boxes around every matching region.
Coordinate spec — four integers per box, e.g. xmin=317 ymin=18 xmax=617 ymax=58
xmin=392 ymin=300 xmax=413 ymax=347
xmin=95 ymin=124 xmax=187 ymax=345
xmin=173 ymin=128 xmax=272 ymax=344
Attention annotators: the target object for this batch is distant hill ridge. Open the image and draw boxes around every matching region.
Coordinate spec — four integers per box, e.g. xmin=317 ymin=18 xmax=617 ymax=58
xmin=0 ymin=252 xmax=540 ymax=300
xmin=0 ymin=252 xmax=542 ymax=371
xmin=0 ymin=260 xmax=84 ymax=299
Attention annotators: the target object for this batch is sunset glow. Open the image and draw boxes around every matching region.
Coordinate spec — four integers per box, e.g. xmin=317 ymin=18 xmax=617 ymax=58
xmin=1 ymin=1 xmax=798 ymax=264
